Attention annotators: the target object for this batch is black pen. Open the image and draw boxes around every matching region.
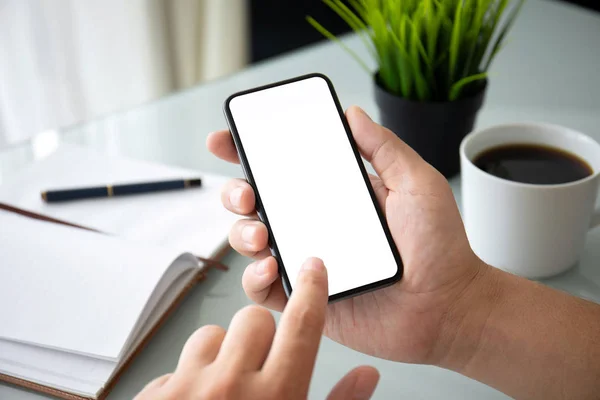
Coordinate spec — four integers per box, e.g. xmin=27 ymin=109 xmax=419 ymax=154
xmin=41 ymin=178 xmax=202 ymax=203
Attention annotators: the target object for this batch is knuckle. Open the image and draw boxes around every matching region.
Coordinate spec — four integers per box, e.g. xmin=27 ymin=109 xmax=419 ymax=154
xmin=241 ymin=264 xmax=260 ymax=289
xmin=163 ymin=387 xmax=188 ymax=400
xmin=238 ymin=305 xmax=273 ymax=324
xmin=198 ymin=324 xmax=226 ymax=337
xmin=267 ymin=382 xmax=288 ymax=400
xmin=242 ymin=286 xmax=268 ymax=305
xmin=141 ymin=375 xmax=165 ymax=392
xmin=241 ymin=279 xmax=269 ymax=305
xmin=242 ymin=303 xmax=270 ymax=316
xmin=202 ymin=372 xmax=239 ymax=399
xmin=254 ymin=373 xmax=287 ymax=400
xmin=154 ymin=376 xmax=193 ymax=400
xmin=184 ymin=325 xmax=225 ymax=351
xmin=288 ymin=304 xmax=324 ymax=332
xmin=153 ymin=373 xmax=172 ymax=386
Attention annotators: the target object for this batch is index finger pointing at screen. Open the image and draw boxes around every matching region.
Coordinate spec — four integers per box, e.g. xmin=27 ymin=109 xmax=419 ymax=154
xmin=261 ymin=257 xmax=329 ymax=395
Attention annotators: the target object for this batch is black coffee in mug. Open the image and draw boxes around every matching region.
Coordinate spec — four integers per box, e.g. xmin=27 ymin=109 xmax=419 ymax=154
xmin=473 ymin=144 xmax=593 ymax=184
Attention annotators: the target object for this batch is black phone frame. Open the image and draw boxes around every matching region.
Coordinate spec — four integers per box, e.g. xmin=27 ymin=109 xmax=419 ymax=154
xmin=223 ymin=72 xmax=403 ymax=302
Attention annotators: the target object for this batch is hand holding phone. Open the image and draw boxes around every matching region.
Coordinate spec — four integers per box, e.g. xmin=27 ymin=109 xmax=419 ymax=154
xmin=210 ymin=89 xmax=480 ymax=364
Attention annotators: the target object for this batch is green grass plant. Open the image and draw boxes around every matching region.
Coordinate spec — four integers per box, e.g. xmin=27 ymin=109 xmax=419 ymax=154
xmin=308 ymin=0 xmax=524 ymax=101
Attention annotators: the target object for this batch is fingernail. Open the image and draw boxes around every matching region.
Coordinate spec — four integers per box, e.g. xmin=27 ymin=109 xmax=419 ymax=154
xmin=301 ymin=257 xmax=325 ymax=272
xmin=241 ymin=224 xmax=256 ymax=245
xmin=255 ymin=259 xmax=268 ymax=276
xmin=229 ymin=187 xmax=244 ymax=207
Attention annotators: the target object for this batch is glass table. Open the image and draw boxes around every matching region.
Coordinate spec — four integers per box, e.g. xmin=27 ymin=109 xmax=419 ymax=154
xmin=2 ymin=1 xmax=599 ymax=398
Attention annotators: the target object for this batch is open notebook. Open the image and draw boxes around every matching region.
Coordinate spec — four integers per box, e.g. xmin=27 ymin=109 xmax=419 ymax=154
xmin=0 ymin=145 xmax=238 ymax=399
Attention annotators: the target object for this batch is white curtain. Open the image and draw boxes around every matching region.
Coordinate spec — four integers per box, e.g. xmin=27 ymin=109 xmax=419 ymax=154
xmin=0 ymin=0 xmax=249 ymax=148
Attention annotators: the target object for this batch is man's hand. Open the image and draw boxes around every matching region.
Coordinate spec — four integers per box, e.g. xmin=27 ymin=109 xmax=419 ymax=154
xmin=135 ymin=258 xmax=379 ymax=400
xmin=207 ymin=106 xmax=600 ymax=399
xmin=207 ymin=106 xmax=486 ymax=365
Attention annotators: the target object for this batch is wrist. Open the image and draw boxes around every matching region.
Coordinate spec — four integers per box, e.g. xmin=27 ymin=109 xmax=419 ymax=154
xmin=434 ymin=258 xmax=504 ymax=372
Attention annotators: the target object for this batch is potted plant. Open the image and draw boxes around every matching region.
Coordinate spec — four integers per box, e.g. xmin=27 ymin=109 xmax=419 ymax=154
xmin=308 ymin=0 xmax=524 ymax=177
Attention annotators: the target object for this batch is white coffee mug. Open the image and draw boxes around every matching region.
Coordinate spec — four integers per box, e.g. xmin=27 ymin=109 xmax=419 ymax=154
xmin=460 ymin=123 xmax=600 ymax=278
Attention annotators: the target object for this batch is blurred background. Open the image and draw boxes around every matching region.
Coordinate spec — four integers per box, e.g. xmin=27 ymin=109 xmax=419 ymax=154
xmin=1 ymin=0 xmax=598 ymax=149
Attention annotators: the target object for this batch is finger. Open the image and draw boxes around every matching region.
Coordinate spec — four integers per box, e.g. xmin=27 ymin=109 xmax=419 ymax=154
xmin=134 ymin=374 xmax=173 ymax=399
xmin=229 ymin=219 xmax=270 ymax=257
xmin=326 ymin=366 xmax=380 ymax=400
xmin=233 ymin=247 xmax=271 ymax=261
xmin=368 ymin=173 xmax=388 ymax=211
xmin=346 ymin=106 xmax=424 ymax=189
xmin=176 ymin=325 xmax=226 ymax=372
xmin=215 ymin=305 xmax=276 ymax=372
xmin=242 ymin=257 xmax=287 ymax=311
xmin=221 ymin=179 xmax=256 ymax=216
xmin=207 ymin=130 xmax=240 ymax=164
xmin=262 ymin=258 xmax=328 ymax=392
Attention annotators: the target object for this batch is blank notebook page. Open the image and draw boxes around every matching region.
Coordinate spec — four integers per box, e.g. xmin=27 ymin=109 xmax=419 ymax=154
xmin=0 ymin=144 xmax=237 ymax=258
xmin=0 ymin=211 xmax=184 ymax=360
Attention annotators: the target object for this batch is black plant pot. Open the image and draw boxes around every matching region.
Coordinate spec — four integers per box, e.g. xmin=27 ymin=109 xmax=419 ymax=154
xmin=373 ymin=75 xmax=487 ymax=178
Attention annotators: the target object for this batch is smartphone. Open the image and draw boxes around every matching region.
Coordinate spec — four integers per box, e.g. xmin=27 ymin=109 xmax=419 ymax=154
xmin=223 ymin=73 xmax=402 ymax=302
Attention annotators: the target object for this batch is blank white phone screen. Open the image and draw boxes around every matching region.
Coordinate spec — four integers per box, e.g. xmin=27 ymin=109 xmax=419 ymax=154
xmin=228 ymin=76 xmax=399 ymax=296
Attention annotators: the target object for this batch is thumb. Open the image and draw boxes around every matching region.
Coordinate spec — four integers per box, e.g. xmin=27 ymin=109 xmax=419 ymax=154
xmin=326 ymin=366 xmax=380 ymax=400
xmin=346 ymin=105 xmax=424 ymax=189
